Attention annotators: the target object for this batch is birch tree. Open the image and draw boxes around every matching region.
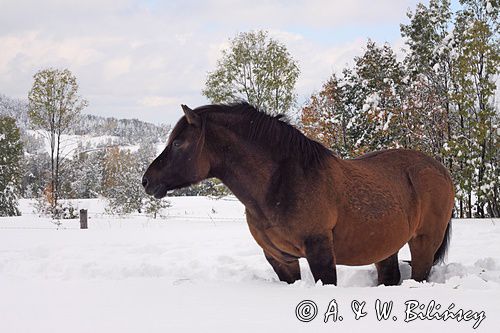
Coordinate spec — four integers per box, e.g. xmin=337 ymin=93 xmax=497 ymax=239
xmin=28 ymin=68 xmax=88 ymax=218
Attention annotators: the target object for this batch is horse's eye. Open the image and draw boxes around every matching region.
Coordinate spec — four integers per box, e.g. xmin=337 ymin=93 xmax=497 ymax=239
xmin=172 ymin=140 xmax=182 ymax=148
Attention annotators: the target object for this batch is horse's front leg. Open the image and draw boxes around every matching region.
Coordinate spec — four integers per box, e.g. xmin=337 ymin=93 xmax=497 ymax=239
xmin=264 ymin=252 xmax=301 ymax=284
xmin=246 ymin=221 xmax=301 ymax=284
xmin=304 ymin=234 xmax=337 ymax=285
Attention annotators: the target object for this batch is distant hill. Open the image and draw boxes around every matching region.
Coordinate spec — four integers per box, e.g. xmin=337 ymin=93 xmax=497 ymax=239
xmin=0 ymin=93 xmax=170 ymax=146
xmin=1 ymin=93 xmax=172 ymax=199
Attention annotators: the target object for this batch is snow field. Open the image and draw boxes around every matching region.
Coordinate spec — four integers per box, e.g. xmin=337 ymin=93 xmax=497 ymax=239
xmin=0 ymin=197 xmax=499 ymax=332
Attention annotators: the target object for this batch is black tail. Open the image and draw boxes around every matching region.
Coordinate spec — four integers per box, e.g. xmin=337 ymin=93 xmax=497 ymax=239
xmin=433 ymin=220 xmax=452 ymax=265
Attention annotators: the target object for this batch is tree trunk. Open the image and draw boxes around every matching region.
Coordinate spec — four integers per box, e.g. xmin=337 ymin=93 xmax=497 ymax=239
xmin=459 ymin=199 xmax=464 ymax=218
xmin=467 ymin=192 xmax=472 ymax=218
xmin=50 ymin=130 xmax=56 ymax=216
xmin=54 ymin=128 xmax=62 ymax=219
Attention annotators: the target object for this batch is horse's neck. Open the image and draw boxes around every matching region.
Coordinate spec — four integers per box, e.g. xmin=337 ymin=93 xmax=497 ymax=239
xmin=209 ymin=136 xmax=276 ymax=221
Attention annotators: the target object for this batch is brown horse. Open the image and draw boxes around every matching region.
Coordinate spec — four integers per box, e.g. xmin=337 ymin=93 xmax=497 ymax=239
xmin=142 ymin=103 xmax=454 ymax=286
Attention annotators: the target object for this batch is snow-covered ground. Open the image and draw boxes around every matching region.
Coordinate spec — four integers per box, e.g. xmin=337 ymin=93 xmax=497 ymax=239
xmin=1 ymin=197 xmax=499 ymax=332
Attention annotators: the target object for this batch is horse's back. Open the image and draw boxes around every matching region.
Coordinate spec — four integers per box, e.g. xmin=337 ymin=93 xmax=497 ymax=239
xmin=352 ymin=149 xmax=449 ymax=174
xmin=346 ymin=149 xmax=454 ymax=214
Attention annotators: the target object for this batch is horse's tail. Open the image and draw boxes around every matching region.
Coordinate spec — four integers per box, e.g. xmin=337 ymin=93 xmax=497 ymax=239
xmin=433 ymin=219 xmax=452 ymax=265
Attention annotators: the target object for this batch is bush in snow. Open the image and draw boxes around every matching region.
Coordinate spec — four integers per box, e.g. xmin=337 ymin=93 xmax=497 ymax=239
xmin=143 ymin=196 xmax=171 ymax=219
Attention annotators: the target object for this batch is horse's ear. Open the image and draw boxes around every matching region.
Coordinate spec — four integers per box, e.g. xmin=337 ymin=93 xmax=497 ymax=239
xmin=181 ymin=104 xmax=200 ymax=127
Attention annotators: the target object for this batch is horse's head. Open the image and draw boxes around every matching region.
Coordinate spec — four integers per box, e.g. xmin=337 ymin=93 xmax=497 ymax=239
xmin=142 ymin=105 xmax=210 ymax=199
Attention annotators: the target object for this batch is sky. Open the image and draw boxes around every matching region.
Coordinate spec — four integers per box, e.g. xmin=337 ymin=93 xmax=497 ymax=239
xmin=0 ymin=0 xmax=454 ymax=125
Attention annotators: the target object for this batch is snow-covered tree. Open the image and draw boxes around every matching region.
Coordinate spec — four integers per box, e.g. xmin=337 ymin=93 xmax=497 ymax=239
xmin=103 ymin=147 xmax=144 ymax=215
xmin=143 ymin=196 xmax=170 ymax=219
xmin=402 ymin=0 xmax=499 ymax=217
xmin=301 ymin=74 xmax=354 ymax=157
xmin=301 ymin=0 xmax=498 ymax=217
xmin=347 ymin=41 xmax=409 ymax=153
xmin=400 ymin=0 xmax=455 ymax=161
xmin=444 ymin=0 xmax=499 ymax=217
xmin=0 ymin=116 xmax=23 ymax=216
xmin=301 ymin=41 xmax=408 ymax=156
xmin=0 ymin=94 xmax=30 ymax=129
xmin=68 ymin=146 xmax=106 ymax=199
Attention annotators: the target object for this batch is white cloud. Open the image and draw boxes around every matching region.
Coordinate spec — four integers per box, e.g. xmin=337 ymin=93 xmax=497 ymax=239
xmin=139 ymin=96 xmax=180 ymax=107
xmin=104 ymin=57 xmax=132 ymax=80
xmin=0 ymin=0 xmax=425 ymax=125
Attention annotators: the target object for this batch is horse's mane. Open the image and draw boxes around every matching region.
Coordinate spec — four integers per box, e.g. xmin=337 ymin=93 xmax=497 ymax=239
xmin=194 ymin=102 xmax=333 ymax=169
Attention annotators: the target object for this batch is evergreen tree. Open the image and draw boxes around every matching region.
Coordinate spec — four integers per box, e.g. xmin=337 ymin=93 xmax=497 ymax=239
xmin=0 ymin=116 xmax=23 ymax=216
xmin=347 ymin=41 xmax=408 ymax=153
xmin=21 ymin=152 xmax=50 ymax=198
xmin=136 ymin=140 xmax=174 ymax=212
xmin=103 ymin=147 xmax=144 ymax=215
xmin=69 ymin=146 xmax=106 ymax=199
xmin=143 ymin=196 xmax=170 ymax=219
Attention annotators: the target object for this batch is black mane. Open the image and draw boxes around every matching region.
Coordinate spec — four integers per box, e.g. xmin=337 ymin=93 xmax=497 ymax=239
xmin=194 ymin=102 xmax=333 ymax=169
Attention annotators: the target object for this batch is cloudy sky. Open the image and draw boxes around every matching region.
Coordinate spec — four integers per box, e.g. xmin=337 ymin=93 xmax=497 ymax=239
xmin=1 ymin=0 xmax=456 ymax=125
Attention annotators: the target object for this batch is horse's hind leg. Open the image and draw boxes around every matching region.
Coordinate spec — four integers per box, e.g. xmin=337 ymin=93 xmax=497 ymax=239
xmin=408 ymin=235 xmax=437 ymax=282
xmin=375 ymin=252 xmax=401 ymax=286
xmin=264 ymin=252 xmax=301 ymax=284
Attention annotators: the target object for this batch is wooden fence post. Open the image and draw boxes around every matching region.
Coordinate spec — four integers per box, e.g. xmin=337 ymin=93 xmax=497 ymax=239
xmin=80 ymin=209 xmax=88 ymax=229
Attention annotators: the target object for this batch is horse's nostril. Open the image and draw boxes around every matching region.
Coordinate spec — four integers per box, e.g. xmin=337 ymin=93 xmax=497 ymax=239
xmin=142 ymin=176 xmax=148 ymax=188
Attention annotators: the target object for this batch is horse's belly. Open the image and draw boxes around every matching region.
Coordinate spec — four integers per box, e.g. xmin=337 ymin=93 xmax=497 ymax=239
xmin=333 ymin=215 xmax=412 ymax=265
